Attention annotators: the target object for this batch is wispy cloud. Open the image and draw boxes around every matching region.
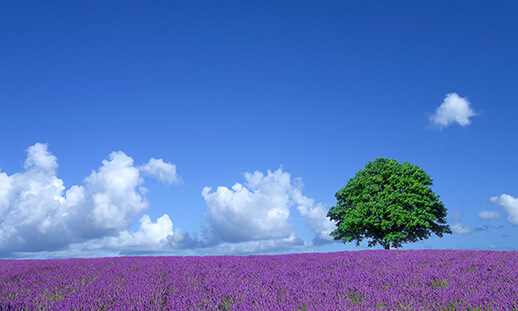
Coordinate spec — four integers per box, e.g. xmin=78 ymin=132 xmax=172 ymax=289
xmin=429 ymin=93 xmax=478 ymax=129
xmin=478 ymin=210 xmax=501 ymax=220
xmin=450 ymin=223 xmax=472 ymax=234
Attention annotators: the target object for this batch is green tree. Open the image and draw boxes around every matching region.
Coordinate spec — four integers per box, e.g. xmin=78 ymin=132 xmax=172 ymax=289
xmin=327 ymin=158 xmax=452 ymax=250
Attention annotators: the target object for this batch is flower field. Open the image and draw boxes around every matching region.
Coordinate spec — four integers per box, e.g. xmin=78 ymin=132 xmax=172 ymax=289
xmin=1 ymin=250 xmax=517 ymax=310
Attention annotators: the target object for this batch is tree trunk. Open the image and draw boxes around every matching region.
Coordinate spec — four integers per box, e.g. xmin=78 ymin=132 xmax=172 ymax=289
xmin=384 ymin=244 xmax=390 ymax=250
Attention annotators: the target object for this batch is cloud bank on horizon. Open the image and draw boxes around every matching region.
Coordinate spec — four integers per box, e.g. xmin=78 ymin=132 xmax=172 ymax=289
xmin=0 ymin=143 xmax=186 ymax=258
xmin=0 ymin=143 xmax=335 ymax=258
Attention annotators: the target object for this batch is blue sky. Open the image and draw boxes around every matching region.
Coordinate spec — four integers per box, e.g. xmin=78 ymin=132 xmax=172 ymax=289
xmin=0 ymin=1 xmax=517 ymax=259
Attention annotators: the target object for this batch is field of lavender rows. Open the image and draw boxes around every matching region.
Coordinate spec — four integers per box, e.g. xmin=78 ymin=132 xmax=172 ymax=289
xmin=1 ymin=249 xmax=517 ymax=310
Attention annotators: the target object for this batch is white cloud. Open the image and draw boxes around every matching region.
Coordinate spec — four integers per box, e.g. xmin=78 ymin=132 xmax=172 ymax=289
xmin=200 ymin=234 xmax=306 ymax=255
xmin=0 ymin=145 xmax=339 ymax=258
xmin=201 ymin=168 xmax=334 ymax=246
xmin=140 ymin=214 xmax=174 ymax=243
xmin=490 ymin=194 xmax=518 ymax=225
xmin=478 ymin=210 xmax=501 ymax=220
xmin=430 ymin=93 xmax=478 ymax=129
xmin=451 ymin=223 xmax=472 ymax=234
xmin=24 ymin=142 xmax=58 ymax=173
xmin=0 ymin=143 xmax=183 ymax=258
xmin=0 ymin=144 xmax=70 ymax=253
xmin=292 ymin=190 xmax=336 ymax=243
xmin=83 ymin=151 xmax=148 ymax=232
xmin=201 ymin=169 xmax=293 ymax=243
xmin=100 ymin=214 xmax=175 ymax=249
xmin=140 ymin=158 xmax=181 ymax=184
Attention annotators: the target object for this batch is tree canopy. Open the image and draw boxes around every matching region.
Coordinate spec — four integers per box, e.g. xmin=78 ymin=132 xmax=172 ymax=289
xmin=327 ymin=158 xmax=452 ymax=250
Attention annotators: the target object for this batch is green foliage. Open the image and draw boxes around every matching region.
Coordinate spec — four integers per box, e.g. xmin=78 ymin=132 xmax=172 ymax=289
xmin=327 ymin=158 xmax=452 ymax=250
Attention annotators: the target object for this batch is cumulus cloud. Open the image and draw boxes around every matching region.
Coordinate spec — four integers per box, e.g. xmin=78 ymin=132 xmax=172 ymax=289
xmin=201 ymin=168 xmax=334 ymax=247
xmin=120 ymin=214 xmax=174 ymax=245
xmin=0 ymin=143 xmax=69 ymax=253
xmin=0 ymin=143 xmax=183 ymax=258
xmin=24 ymin=143 xmax=58 ymax=173
xmin=0 ymin=145 xmax=337 ymax=258
xmin=450 ymin=223 xmax=472 ymax=234
xmin=490 ymin=194 xmax=518 ymax=225
xmin=292 ymin=190 xmax=336 ymax=243
xmin=92 ymin=214 xmax=177 ymax=252
xmin=430 ymin=93 xmax=478 ymax=129
xmin=140 ymin=158 xmax=181 ymax=184
xmin=478 ymin=210 xmax=501 ymax=220
xmin=201 ymin=169 xmax=294 ymax=243
xmin=83 ymin=151 xmax=148 ymax=232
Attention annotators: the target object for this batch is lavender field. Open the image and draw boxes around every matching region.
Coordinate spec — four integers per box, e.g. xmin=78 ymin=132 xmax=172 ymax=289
xmin=1 ymin=250 xmax=517 ymax=310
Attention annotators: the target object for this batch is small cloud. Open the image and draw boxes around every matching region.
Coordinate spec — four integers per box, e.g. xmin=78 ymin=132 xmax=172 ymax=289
xmin=478 ymin=210 xmax=501 ymax=220
xmin=451 ymin=223 xmax=472 ymax=234
xmin=490 ymin=194 xmax=518 ymax=225
xmin=140 ymin=158 xmax=181 ymax=184
xmin=430 ymin=93 xmax=478 ymax=129
xmin=24 ymin=143 xmax=58 ymax=173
